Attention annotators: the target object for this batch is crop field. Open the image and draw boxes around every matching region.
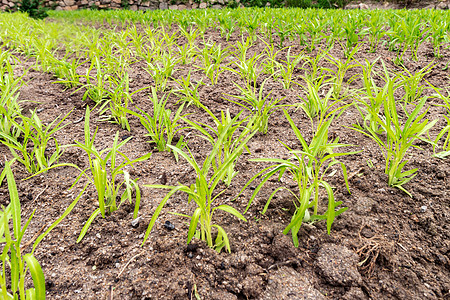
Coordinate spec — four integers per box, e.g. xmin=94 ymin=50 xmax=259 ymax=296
xmin=0 ymin=7 xmax=449 ymax=299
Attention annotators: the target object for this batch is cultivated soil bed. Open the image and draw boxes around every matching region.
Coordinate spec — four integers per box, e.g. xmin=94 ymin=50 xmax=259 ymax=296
xmin=2 ymin=21 xmax=450 ymax=300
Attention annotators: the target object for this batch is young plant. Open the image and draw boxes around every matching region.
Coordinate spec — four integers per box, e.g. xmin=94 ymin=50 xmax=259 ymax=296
xmin=352 ymin=92 xmax=437 ymax=196
xmin=275 ymin=48 xmax=303 ymax=90
xmin=0 ymin=161 xmax=46 ymax=300
xmin=396 ymin=62 xmax=434 ymax=104
xmin=145 ymin=51 xmax=179 ymax=92
xmin=143 ymin=122 xmax=254 ymax=253
xmin=260 ymin=38 xmax=285 ymax=75
xmin=297 ymin=75 xmax=339 ymax=120
xmin=430 ymin=86 xmax=450 ymax=159
xmin=0 ymin=161 xmax=82 ymax=299
xmin=240 ymin=110 xmax=357 ymax=247
xmin=125 ymin=88 xmax=188 ymax=159
xmin=0 ymin=54 xmax=24 ymax=140
xmin=77 ymin=57 xmax=109 ymax=103
xmin=52 ymin=56 xmax=82 ymax=89
xmin=195 ymin=41 xmax=229 ymax=85
xmin=228 ymin=38 xmax=264 ymax=86
xmin=173 ymin=71 xmax=204 ymax=107
xmin=325 ymin=47 xmax=359 ymax=99
xmin=0 ymin=109 xmax=71 ymax=174
xmin=99 ymin=72 xmax=149 ymax=131
xmin=70 ymin=107 xmax=151 ymax=242
xmin=183 ymin=106 xmax=255 ymax=186
xmin=226 ymin=77 xmax=287 ymax=134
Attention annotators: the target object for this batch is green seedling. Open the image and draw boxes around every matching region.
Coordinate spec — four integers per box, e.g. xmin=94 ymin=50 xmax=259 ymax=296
xmin=429 ymin=86 xmax=450 ymax=159
xmin=240 ymin=110 xmax=358 ymax=247
xmin=174 ymin=71 xmax=204 ymax=107
xmin=0 ymin=161 xmax=83 ymax=300
xmin=125 ymin=88 xmax=188 ymax=160
xmin=0 ymin=109 xmax=71 ymax=174
xmin=73 ymin=107 xmax=150 ymax=242
xmin=143 ymin=121 xmax=254 ymax=253
xmin=226 ymin=77 xmax=287 ymax=134
xmin=352 ymin=90 xmax=437 ymax=196
xmin=183 ymin=106 xmax=255 ymax=186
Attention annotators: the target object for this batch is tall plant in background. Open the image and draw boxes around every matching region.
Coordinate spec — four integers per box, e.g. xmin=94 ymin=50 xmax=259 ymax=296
xmin=18 ymin=0 xmax=48 ymax=19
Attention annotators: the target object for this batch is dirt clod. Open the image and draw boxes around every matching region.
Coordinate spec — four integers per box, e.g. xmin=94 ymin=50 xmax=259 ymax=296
xmin=316 ymin=244 xmax=362 ymax=287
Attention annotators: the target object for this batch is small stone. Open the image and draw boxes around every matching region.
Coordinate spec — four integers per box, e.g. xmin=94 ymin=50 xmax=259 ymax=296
xmin=164 ymin=220 xmax=175 ymax=230
xmin=196 ymin=255 xmax=201 ymax=260
xmin=158 ymin=1 xmax=167 ymax=9
xmin=96 ymin=233 xmax=101 ymax=239
xmin=420 ymin=206 xmax=427 ymax=213
xmin=199 ymin=2 xmax=207 ymax=8
xmin=186 ymin=243 xmax=199 ymax=252
xmin=131 ymin=217 xmax=141 ymax=228
xmin=353 ymin=197 xmax=375 ymax=215
xmin=437 ymin=2 xmax=448 ymax=9
xmin=359 ymin=3 xmax=369 ymax=9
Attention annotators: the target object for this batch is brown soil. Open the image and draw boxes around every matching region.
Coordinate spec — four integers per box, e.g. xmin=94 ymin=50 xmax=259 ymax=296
xmin=3 ymin=22 xmax=450 ymax=300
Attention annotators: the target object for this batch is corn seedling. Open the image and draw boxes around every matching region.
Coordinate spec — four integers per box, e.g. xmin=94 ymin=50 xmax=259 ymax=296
xmin=430 ymin=86 xmax=450 ymax=159
xmin=99 ymin=72 xmax=149 ymax=131
xmin=174 ymin=71 xmax=204 ymax=107
xmin=196 ymin=41 xmax=229 ymax=85
xmin=275 ymin=48 xmax=303 ymax=90
xmin=353 ymin=58 xmax=387 ymax=134
xmin=297 ymin=74 xmax=340 ymax=121
xmin=77 ymin=57 xmax=109 ymax=103
xmin=0 ymin=54 xmax=24 ymax=140
xmin=325 ymin=46 xmax=359 ymax=99
xmin=240 ymin=110 xmax=357 ymax=247
xmin=226 ymin=77 xmax=287 ymax=134
xmin=52 ymin=57 xmax=82 ymax=89
xmin=125 ymin=88 xmax=188 ymax=160
xmin=70 ymin=107 xmax=151 ymax=242
xmin=143 ymin=121 xmax=254 ymax=253
xmin=352 ymin=89 xmax=437 ymax=196
xmin=0 ymin=161 xmax=82 ymax=300
xmin=0 ymin=110 xmax=71 ymax=174
xmin=396 ymin=62 xmax=434 ymax=105
xmin=183 ymin=106 xmax=255 ymax=186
